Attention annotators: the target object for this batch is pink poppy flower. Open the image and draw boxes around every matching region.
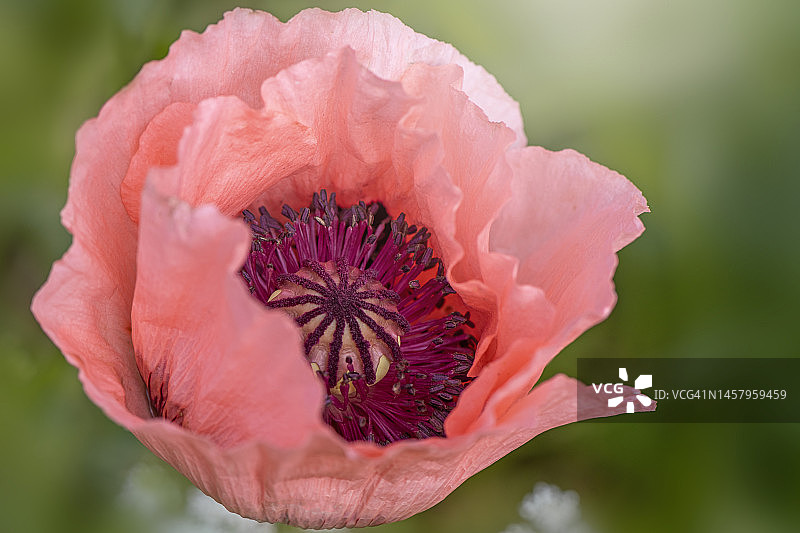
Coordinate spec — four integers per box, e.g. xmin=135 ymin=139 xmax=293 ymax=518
xmin=31 ymin=8 xmax=649 ymax=529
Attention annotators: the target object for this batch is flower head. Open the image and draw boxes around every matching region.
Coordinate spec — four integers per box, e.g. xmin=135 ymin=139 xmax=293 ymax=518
xmin=32 ymin=8 xmax=649 ymax=528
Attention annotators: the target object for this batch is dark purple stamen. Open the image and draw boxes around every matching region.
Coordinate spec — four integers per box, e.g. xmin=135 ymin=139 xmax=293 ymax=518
xmin=241 ymin=190 xmax=475 ymax=445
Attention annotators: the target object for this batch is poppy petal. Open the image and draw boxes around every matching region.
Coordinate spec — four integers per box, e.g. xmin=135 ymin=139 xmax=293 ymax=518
xmin=132 ymin=179 xmax=326 ymax=448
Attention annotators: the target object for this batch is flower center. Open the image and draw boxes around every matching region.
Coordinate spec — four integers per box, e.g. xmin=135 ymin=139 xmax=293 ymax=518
xmin=266 ymin=258 xmax=408 ymax=387
xmin=241 ymin=190 xmax=475 ymax=444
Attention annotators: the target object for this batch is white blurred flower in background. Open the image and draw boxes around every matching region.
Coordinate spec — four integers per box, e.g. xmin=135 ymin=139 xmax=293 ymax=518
xmin=502 ymin=483 xmax=595 ymax=533
xmin=119 ymin=462 xmax=273 ymax=532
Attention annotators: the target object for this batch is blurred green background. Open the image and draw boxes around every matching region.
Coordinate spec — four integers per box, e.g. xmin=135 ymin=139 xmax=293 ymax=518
xmin=2 ymin=0 xmax=799 ymax=532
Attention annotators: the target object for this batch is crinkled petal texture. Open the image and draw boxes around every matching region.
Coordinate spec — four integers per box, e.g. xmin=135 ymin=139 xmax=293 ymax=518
xmin=31 ymin=7 xmax=649 ymax=529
